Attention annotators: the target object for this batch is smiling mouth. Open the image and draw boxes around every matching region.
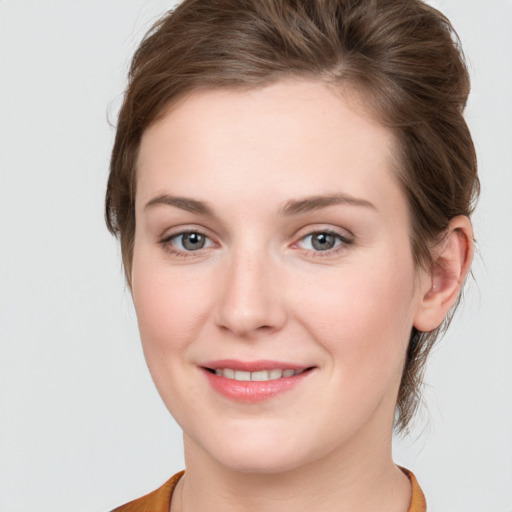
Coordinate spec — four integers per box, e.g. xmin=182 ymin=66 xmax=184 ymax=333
xmin=205 ymin=368 xmax=310 ymax=382
xmin=201 ymin=362 xmax=315 ymax=402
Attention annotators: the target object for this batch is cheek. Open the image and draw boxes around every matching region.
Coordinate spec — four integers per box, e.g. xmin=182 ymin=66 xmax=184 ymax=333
xmin=131 ymin=249 xmax=212 ymax=358
xmin=295 ymin=254 xmax=417 ymax=376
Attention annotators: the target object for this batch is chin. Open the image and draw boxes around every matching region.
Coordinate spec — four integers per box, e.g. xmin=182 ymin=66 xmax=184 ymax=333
xmin=191 ymin=423 xmax=326 ymax=475
xmin=214 ymin=447 xmax=305 ymax=475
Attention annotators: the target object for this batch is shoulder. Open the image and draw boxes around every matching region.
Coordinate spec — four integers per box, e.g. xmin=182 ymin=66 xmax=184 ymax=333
xmin=110 ymin=471 xmax=184 ymax=512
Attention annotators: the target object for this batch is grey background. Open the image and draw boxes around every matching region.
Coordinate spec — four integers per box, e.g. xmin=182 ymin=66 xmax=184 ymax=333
xmin=0 ymin=1 xmax=511 ymax=510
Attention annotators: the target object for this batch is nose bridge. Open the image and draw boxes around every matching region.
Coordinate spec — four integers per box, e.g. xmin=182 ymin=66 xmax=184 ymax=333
xmin=215 ymin=239 xmax=286 ymax=337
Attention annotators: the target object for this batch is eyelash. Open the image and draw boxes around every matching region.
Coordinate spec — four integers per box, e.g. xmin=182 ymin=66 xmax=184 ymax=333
xmin=160 ymin=228 xmax=354 ymax=259
xmin=160 ymin=230 xmax=215 ymax=259
xmin=294 ymin=229 xmax=353 ymax=257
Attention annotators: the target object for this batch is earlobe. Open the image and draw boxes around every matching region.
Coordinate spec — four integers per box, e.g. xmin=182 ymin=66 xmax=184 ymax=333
xmin=413 ymin=216 xmax=474 ymax=332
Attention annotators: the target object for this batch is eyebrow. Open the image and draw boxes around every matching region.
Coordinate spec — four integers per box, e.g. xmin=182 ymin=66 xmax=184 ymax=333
xmin=280 ymin=193 xmax=376 ymax=215
xmin=144 ymin=193 xmax=376 ymax=216
xmin=144 ymin=194 xmax=214 ymax=215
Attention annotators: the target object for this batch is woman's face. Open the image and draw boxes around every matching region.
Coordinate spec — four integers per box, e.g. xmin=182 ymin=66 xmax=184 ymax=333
xmin=132 ymin=80 xmax=430 ymax=473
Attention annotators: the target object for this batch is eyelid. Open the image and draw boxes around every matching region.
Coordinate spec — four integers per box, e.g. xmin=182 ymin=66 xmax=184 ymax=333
xmin=172 ymin=232 xmax=214 ymax=248
xmin=292 ymin=227 xmax=354 ymax=256
xmin=158 ymin=225 xmax=354 ymax=259
xmin=159 ymin=226 xmax=217 ymax=257
xmin=294 ymin=224 xmax=354 ymax=241
xmin=159 ymin=223 xmax=214 ymax=241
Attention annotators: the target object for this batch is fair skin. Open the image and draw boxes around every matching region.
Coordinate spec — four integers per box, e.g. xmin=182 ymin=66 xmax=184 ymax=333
xmin=131 ymin=79 xmax=473 ymax=512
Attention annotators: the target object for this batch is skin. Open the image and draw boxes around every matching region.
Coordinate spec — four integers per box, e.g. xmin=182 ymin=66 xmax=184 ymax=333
xmin=131 ymin=79 xmax=473 ymax=511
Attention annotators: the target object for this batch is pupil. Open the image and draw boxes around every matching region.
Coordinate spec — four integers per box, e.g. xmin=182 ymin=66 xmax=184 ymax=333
xmin=183 ymin=232 xmax=204 ymax=250
xmin=312 ymin=233 xmax=334 ymax=251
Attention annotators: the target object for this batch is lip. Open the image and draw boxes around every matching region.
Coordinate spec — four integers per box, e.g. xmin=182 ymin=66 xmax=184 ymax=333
xmin=200 ymin=359 xmax=314 ymax=403
xmin=201 ymin=359 xmax=309 ymax=372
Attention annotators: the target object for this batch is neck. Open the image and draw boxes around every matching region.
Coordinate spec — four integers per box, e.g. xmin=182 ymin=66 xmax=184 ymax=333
xmin=174 ymin=427 xmax=411 ymax=512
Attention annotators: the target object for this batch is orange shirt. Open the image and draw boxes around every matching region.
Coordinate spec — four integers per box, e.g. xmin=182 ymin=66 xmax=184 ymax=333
xmin=400 ymin=467 xmax=427 ymax=512
xmin=112 ymin=468 xmax=426 ymax=512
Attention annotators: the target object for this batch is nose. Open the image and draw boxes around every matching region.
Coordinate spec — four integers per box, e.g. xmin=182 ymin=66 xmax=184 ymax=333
xmin=214 ymin=247 xmax=287 ymax=338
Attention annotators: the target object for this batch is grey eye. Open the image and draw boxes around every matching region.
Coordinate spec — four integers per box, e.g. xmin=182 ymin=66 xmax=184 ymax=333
xmin=176 ymin=232 xmax=207 ymax=251
xmin=310 ymin=232 xmax=337 ymax=251
xmin=297 ymin=230 xmax=351 ymax=253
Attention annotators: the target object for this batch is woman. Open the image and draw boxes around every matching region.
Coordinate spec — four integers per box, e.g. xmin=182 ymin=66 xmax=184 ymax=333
xmin=106 ymin=0 xmax=479 ymax=510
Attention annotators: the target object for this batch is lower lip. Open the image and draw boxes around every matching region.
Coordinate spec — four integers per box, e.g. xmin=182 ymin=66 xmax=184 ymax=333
xmin=202 ymin=369 xmax=312 ymax=403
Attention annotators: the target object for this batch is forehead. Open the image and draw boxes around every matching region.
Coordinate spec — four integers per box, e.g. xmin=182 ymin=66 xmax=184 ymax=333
xmin=136 ymin=79 xmax=403 ymax=217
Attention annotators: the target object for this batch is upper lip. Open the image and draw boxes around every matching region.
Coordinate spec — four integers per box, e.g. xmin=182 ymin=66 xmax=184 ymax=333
xmin=200 ymin=359 xmax=312 ymax=372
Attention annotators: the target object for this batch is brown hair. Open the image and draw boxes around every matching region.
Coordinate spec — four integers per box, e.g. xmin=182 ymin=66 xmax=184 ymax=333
xmin=105 ymin=0 xmax=479 ymax=433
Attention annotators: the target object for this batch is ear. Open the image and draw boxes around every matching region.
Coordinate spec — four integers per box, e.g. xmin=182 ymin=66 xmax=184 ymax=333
xmin=413 ymin=216 xmax=474 ymax=332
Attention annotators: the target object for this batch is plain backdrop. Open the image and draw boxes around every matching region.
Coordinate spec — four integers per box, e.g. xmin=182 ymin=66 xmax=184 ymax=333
xmin=0 ymin=1 xmax=511 ymax=511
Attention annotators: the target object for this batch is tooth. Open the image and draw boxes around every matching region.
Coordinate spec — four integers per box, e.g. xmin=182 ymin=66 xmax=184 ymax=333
xmin=269 ymin=369 xmax=283 ymax=380
xmin=216 ymin=367 xmax=305 ymax=381
xmin=223 ymin=368 xmax=235 ymax=379
xmin=251 ymin=370 xmax=270 ymax=381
